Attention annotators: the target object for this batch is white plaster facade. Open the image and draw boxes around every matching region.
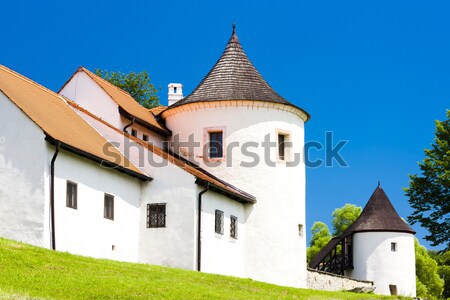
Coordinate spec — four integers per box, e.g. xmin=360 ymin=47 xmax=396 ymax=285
xmin=0 ymin=91 xmax=49 ymax=248
xmin=348 ymin=232 xmax=416 ymax=297
xmin=59 ymin=70 xmax=164 ymax=148
xmin=163 ymin=101 xmax=307 ymax=287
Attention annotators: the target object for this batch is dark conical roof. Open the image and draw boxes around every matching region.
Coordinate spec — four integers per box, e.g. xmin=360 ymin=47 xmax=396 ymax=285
xmin=345 ymin=186 xmax=415 ymax=234
xmin=309 ymin=185 xmax=415 ymax=269
xmin=168 ymin=27 xmax=309 ymax=119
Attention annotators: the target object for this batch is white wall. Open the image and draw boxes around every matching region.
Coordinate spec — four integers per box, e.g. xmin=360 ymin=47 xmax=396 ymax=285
xmin=59 ymin=71 xmax=164 ymax=148
xmin=164 ymin=101 xmax=307 ymax=288
xmin=51 ymin=148 xmax=142 ymax=262
xmin=349 ymin=232 xmax=416 ymax=297
xmin=201 ymin=191 xmax=245 ymax=277
xmin=60 ymin=72 xmax=122 ymax=129
xmin=138 ymin=161 xmax=198 ymax=270
xmin=0 ymin=92 xmax=49 ymax=248
xmin=68 ymin=106 xmax=199 ymax=269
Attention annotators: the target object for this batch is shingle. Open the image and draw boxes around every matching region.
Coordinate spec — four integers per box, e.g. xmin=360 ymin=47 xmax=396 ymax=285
xmin=167 ymin=29 xmax=310 ymax=119
xmin=345 ymin=186 xmax=415 ymax=234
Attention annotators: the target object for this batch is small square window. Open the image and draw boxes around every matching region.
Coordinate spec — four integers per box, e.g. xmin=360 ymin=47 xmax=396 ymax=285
xmin=209 ymin=132 xmax=223 ymax=158
xmin=142 ymin=134 xmax=149 ymax=142
xmin=278 ymin=134 xmax=286 ymax=160
xmin=230 ymin=216 xmax=238 ymax=239
xmin=391 ymin=242 xmax=397 ymax=252
xmin=131 ymin=129 xmax=137 ymax=137
xmin=147 ymin=203 xmax=166 ymax=228
xmin=66 ymin=181 xmax=77 ymax=209
xmin=215 ymin=210 xmax=224 ymax=234
xmin=104 ymin=194 xmax=114 ymax=220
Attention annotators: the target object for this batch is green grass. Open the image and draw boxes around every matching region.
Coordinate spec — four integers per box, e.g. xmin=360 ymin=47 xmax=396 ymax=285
xmin=0 ymin=238 xmax=400 ymax=300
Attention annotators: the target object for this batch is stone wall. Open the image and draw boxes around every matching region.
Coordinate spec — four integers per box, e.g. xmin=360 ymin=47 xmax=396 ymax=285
xmin=307 ymin=268 xmax=374 ymax=292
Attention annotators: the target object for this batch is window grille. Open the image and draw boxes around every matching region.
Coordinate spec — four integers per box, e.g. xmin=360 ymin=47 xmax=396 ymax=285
xmin=230 ymin=216 xmax=238 ymax=239
xmin=215 ymin=210 xmax=224 ymax=234
xmin=147 ymin=203 xmax=166 ymax=228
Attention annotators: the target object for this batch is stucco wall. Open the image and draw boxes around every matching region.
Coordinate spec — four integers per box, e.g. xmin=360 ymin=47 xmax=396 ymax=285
xmin=138 ymin=162 xmax=198 ymax=270
xmin=52 ymin=148 xmax=142 ymax=262
xmin=348 ymin=232 xmax=416 ymax=297
xmin=0 ymin=92 xmax=49 ymax=247
xmin=201 ymin=191 xmax=245 ymax=277
xmin=307 ymin=269 xmax=374 ymax=292
xmin=60 ymin=71 xmax=163 ymax=148
xmin=165 ymin=102 xmax=307 ymax=288
xmin=68 ymin=106 xmax=199 ymax=269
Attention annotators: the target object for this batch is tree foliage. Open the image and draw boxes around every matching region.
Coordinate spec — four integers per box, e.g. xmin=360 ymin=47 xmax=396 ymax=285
xmin=307 ymin=222 xmax=331 ymax=263
xmin=430 ymin=249 xmax=450 ymax=299
xmin=415 ymin=239 xmax=444 ymax=299
xmin=406 ymin=110 xmax=450 ymax=251
xmin=331 ymin=204 xmax=362 ymax=236
xmin=95 ymin=69 xmax=161 ymax=109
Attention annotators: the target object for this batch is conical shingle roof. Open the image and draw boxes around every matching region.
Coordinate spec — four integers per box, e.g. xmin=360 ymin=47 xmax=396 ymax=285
xmin=345 ymin=186 xmax=415 ymax=234
xmin=168 ymin=27 xmax=309 ymax=119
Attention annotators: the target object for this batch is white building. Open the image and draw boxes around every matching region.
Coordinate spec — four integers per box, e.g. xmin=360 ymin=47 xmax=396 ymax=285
xmin=0 ymin=26 xmax=415 ymax=294
xmin=309 ymin=185 xmax=416 ymax=297
xmin=0 ymin=27 xmax=310 ymax=288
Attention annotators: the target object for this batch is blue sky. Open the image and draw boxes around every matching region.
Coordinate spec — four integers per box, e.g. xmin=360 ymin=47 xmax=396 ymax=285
xmin=1 ymin=1 xmax=449 ymax=249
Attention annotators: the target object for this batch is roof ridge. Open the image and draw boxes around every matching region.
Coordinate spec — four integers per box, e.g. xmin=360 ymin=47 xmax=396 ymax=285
xmin=0 ymin=65 xmax=68 ymax=103
xmin=80 ymin=67 xmax=135 ymax=99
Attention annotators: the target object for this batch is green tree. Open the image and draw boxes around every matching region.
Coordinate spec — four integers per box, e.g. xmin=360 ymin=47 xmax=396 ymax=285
xmin=95 ymin=69 xmax=161 ymax=109
xmin=415 ymin=239 xmax=444 ymax=299
xmin=307 ymin=222 xmax=331 ymax=263
xmin=430 ymin=249 xmax=450 ymax=299
xmin=405 ymin=110 xmax=450 ymax=251
xmin=331 ymin=203 xmax=362 ymax=236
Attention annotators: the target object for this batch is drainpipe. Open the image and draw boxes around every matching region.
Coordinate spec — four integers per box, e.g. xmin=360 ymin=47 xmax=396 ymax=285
xmin=197 ymin=184 xmax=209 ymax=271
xmin=123 ymin=117 xmax=136 ymax=134
xmin=50 ymin=142 xmax=60 ymax=250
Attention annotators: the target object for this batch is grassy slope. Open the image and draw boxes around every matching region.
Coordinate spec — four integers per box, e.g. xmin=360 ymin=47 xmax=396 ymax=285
xmin=0 ymin=238 xmax=397 ymax=300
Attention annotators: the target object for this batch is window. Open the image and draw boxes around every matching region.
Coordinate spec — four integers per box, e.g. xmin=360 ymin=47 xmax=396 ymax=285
xmin=298 ymin=224 xmax=303 ymax=237
xmin=389 ymin=285 xmax=398 ymax=296
xmin=66 ymin=181 xmax=77 ymax=209
xmin=104 ymin=194 xmax=114 ymax=220
xmin=215 ymin=210 xmax=224 ymax=234
xmin=143 ymin=134 xmax=149 ymax=142
xmin=230 ymin=216 xmax=238 ymax=239
xmin=173 ymin=87 xmax=177 ymax=93
xmin=131 ymin=129 xmax=137 ymax=137
xmin=147 ymin=203 xmax=166 ymax=228
xmin=391 ymin=242 xmax=397 ymax=252
xmin=209 ymin=131 xmax=223 ymax=158
xmin=278 ymin=133 xmax=286 ymax=160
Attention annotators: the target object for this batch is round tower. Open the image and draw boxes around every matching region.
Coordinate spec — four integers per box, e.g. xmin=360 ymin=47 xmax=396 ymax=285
xmin=161 ymin=27 xmax=310 ymax=287
xmin=346 ymin=186 xmax=416 ymax=296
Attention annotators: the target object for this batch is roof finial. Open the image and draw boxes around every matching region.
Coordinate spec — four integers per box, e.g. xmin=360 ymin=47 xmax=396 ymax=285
xmin=232 ymin=22 xmax=236 ymax=35
xmin=378 ymin=180 xmax=381 ymax=187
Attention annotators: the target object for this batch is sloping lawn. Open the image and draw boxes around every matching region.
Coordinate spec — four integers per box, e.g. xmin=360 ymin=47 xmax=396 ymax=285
xmin=0 ymin=238 xmax=399 ymax=299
